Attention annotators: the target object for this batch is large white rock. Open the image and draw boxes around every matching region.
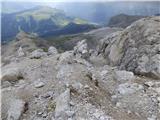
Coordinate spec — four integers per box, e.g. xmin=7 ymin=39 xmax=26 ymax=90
xmin=74 ymin=40 xmax=88 ymax=54
xmin=55 ymin=89 xmax=71 ymax=119
xmin=1 ymin=68 xmax=23 ymax=81
xmin=114 ymin=70 xmax=135 ymax=82
xmin=116 ymin=82 xmax=144 ymax=95
xmin=7 ymin=99 xmax=26 ymax=120
xmin=48 ymin=46 xmax=58 ymax=55
xmin=30 ymin=49 xmax=47 ymax=59
xmin=17 ymin=47 xmax=25 ymax=57
xmin=58 ymin=51 xmax=74 ymax=64
xmin=74 ymin=40 xmax=89 ymax=59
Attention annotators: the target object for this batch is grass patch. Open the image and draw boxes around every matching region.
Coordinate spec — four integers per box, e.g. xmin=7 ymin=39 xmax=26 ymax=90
xmin=47 ymin=100 xmax=56 ymax=112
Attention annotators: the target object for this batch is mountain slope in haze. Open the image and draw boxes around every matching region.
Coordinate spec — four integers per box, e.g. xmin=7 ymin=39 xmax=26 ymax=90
xmin=107 ymin=14 xmax=145 ymax=28
xmin=2 ymin=1 xmax=160 ymax=25
xmin=53 ymin=1 xmax=160 ymax=25
xmin=1 ymin=6 xmax=96 ymax=42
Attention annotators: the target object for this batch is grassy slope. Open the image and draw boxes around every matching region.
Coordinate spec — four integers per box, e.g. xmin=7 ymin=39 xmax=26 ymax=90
xmin=16 ymin=6 xmax=88 ymax=27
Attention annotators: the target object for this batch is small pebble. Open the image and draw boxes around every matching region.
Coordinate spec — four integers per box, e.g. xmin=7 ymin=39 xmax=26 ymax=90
xmin=34 ymin=81 xmax=45 ymax=88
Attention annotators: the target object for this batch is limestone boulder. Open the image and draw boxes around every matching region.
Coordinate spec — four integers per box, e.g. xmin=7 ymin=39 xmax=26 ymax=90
xmin=48 ymin=46 xmax=58 ymax=55
xmin=30 ymin=49 xmax=47 ymax=59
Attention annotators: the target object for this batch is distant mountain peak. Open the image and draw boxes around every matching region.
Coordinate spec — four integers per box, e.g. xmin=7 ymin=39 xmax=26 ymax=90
xmin=108 ymin=14 xmax=145 ymax=28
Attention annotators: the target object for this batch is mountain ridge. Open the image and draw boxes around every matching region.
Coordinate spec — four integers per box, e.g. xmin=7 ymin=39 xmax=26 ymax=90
xmin=1 ymin=6 xmax=96 ymax=42
xmin=107 ymin=14 xmax=146 ymax=28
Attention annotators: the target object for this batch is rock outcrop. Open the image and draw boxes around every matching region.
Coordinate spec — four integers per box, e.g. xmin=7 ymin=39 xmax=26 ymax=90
xmin=98 ymin=17 xmax=160 ymax=79
xmin=74 ymin=39 xmax=89 ymax=59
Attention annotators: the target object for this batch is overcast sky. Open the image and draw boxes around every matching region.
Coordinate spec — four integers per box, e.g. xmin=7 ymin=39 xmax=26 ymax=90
xmin=1 ymin=0 xmax=157 ymax=2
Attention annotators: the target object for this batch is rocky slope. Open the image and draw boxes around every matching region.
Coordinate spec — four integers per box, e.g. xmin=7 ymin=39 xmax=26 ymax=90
xmin=1 ymin=31 xmax=51 ymax=65
xmin=98 ymin=16 xmax=160 ymax=79
xmin=50 ymin=27 xmax=123 ymax=51
xmin=1 ymin=16 xmax=160 ymax=120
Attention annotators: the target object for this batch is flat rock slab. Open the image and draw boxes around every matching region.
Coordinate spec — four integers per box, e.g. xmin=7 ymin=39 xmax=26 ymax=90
xmin=7 ymin=99 xmax=26 ymax=120
xmin=55 ymin=89 xmax=71 ymax=119
xmin=1 ymin=68 xmax=23 ymax=82
xmin=114 ymin=70 xmax=135 ymax=82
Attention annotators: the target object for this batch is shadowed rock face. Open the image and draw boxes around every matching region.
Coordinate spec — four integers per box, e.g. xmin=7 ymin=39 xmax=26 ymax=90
xmin=98 ymin=16 xmax=160 ymax=79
